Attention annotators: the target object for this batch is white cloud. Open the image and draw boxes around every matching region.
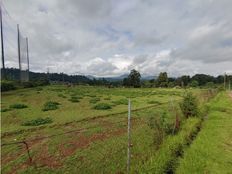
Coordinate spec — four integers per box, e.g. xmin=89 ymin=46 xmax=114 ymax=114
xmin=2 ymin=0 xmax=232 ymax=77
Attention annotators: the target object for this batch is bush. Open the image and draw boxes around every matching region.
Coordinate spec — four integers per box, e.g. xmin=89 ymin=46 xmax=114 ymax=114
xmin=68 ymin=96 xmax=80 ymax=103
xmin=58 ymin=93 xmax=66 ymax=98
xmin=21 ymin=81 xmax=35 ymax=88
xmin=93 ymin=103 xmax=112 ymax=110
xmin=147 ymin=100 xmax=161 ymax=105
xmin=22 ymin=117 xmax=53 ymax=126
xmin=112 ymin=98 xmax=128 ymax=105
xmin=180 ymin=92 xmax=198 ymax=118
xmin=1 ymin=108 xmax=12 ymax=112
xmin=9 ymin=103 xmax=28 ymax=109
xmin=89 ymin=97 xmax=100 ymax=104
xmin=1 ymin=81 xmax=16 ymax=92
xmin=148 ymin=112 xmax=175 ymax=148
xmin=42 ymin=101 xmax=60 ymax=111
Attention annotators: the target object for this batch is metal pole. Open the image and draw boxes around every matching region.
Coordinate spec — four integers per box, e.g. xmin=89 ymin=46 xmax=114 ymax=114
xmin=127 ymin=99 xmax=131 ymax=174
xmin=26 ymin=37 xmax=29 ymax=81
xmin=17 ymin=24 xmax=21 ymax=81
xmin=0 ymin=5 xmax=5 ymax=79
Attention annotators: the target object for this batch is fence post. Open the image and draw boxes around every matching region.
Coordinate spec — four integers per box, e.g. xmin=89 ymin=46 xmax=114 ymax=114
xmin=127 ymin=99 xmax=131 ymax=174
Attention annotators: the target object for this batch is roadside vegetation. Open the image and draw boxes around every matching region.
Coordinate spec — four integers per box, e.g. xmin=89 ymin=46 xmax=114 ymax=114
xmin=176 ymin=92 xmax=232 ymax=174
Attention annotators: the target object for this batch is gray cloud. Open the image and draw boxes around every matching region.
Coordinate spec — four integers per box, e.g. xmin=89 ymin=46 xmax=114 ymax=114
xmin=2 ymin=0 xmax=232 ymax=76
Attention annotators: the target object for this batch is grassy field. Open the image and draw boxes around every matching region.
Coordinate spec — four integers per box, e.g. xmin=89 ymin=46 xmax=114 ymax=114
xmin=175 ymin=92 xmax=232 ymax=174
xmin=0 ymin=85 xmax=223 ymax=173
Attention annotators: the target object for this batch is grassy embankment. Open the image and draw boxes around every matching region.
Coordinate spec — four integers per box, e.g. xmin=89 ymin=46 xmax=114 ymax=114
xmin=176 ymin=92 xmax=232 ymax=173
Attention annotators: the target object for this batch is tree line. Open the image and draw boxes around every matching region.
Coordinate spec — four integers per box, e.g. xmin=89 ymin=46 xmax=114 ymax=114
xmin=123 ymin=69 xmax=231 ymax=88
xmin=1 ymin=68 xmax=231 ymax=91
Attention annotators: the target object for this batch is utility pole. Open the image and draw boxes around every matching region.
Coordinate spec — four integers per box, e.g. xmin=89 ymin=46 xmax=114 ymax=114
xmin=26 ymin=37 xmax=29 ymax=81
xmin=127 ymin=99 xmax=131 ymax=174
xmin=0 ymin=5 xmax=5 ymax=79
xmin=17 ymin=24 xmax=21 ymax=81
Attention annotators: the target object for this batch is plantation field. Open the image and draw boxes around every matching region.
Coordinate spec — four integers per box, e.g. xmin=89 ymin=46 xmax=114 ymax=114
xmin=0 ymin=85 xmax=216 ymax=173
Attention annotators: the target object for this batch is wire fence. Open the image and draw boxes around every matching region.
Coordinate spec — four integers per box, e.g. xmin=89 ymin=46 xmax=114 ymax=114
xmin=1 ymin=100 xmax=176 ymax=173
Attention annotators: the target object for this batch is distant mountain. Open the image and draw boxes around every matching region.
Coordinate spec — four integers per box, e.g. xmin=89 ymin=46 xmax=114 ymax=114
xmin=89 ymin=74 xmax=156 ymax=82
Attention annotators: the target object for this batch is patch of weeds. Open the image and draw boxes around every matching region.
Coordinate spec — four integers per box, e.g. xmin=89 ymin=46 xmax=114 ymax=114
xmin=35 ymin=87 xmax=43 ymax=91
xmin=89 ymin=97 xmax=100 ymax=104
xmin=22 ymin=117 xmax=53 ymax=126
xmin=87 ymin=94 xmax=97 ymax=97
xmin=9 ymin=103 xmax=28 ymax=109
xmin=104 ymin=97 xmax=111 ymax=100
xmin=93 ymin=103 xmax=112 ymax=110
xmin=69 ymin=96 xmax=80 ymax=103
xmin=147 ymin=100 xmax=162 ymax=105
xmin=1 ymin=108 xmax=12 ymax=112
xmin=42 ymin=101 xmax=60 ymax=111
xmin=112 ymin=98 xmax=128 ymax=105
xmin=58 ymin=93 xmax=67 ymax=98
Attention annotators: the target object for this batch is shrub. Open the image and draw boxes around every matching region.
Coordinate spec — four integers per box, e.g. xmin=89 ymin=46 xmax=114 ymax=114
xmin=22 ymin=117 xmax=53 ymax=126
xmin=9 ymin=103 xmax=28 ymax=109
xmin=148 ymin=112 xmax=174 ymax=148
xmin=89 ymin=97 xmax=100 ymax=104
xmin=104 ymin=97 xmax=111 ymax=100
xmin=68 ymin=96 xmax=80 ymax=103
xmin=58 ymin=94 xmax=66 ymax=98
xmin=112 ymin=98 xmax=128 ymax=105
xmin=93 ymin=103 xmax=112 ymax=110
xmin=42 ymin=101 xmax=60 ymax=111
xmin=180 ymin=92 xmax=198 ymax=118
xmin=21 ymin=81 xmax=35 ymax=88
xmin=147 ymin=100 xmax=161 ymax=105
xmin=1 ymin=81 xmax=16 ymax=92
xmin=1 ymin=108 xmax=12 ymax=112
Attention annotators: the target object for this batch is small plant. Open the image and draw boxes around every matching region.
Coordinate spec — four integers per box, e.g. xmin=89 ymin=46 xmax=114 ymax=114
xmin=22 ymin=117 xmax=53 ymax=126
xmin=148 ymin=112 xmax=174 ymax=148
xmin=93 ymin=103 xmax=112 ymax=110
xmin=112 ymin=98 xmax=128 ymax=105
xmin=9 ymin=103 xmax=28 ymax=109
xmin=69 ymin=96 xmax=80 ymax=103
xmin=180 ymin=92 xmax=198 ymax=118
xmin=58 ymin=94 xmax=67 ymax=98
xmin=147 ymin=100 xmax=161 ymax=105
xmin=42 ymin=101 xmax=60 ymax=111
xmin=89 ymin=97 xmax=100 ymax=104
xmin=1 ymin=108 xmax=12 ymax=112
xmin=104 ymin=97 xmax=111 ymax=100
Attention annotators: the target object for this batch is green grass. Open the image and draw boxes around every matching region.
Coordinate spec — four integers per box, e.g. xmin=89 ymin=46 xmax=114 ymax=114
xmin=9 ymin=103 xmax=28 ymax=109
xmin=141 ymin=117 xmax=201 ymax=173
xmin=175 ymin=92 xmax=232 ymax=174
xmin=21 ymin=117 xmax=53 ymax=126
xmin=1 ymin=86 xmax=186 ymax=133
xmin=42 ymin=101 xmax=60 ymax=111
xmin=1 ymin=85 xmax=217 ymax=174
xmin=93 ymin=103 xmax=112 ymax=110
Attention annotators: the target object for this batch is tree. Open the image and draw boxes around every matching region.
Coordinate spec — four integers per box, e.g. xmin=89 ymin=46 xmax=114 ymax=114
xmin=180 ymin=75 xmax=190 ymax=87
xmin=191 ymin=74 xmax=214 ymax=86
xmin=156 ymin=72 xmax=168 ymax=87
xmin=190 ymin=80 xmax=199 ymax=87
xmin=127 ymin=69 xmax=141 ymax=88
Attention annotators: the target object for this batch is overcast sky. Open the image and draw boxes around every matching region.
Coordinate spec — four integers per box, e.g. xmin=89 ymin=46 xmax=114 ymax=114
xmin=1 ymin=0 xmax=232 ymax=77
